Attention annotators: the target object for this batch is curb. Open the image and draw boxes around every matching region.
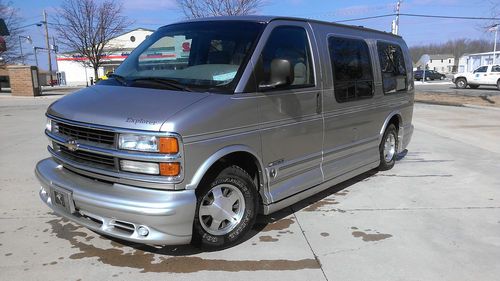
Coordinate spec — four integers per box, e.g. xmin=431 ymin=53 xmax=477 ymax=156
xmin=463 ymin=104 xmax=500 ymax=111
xmin=415 ymin=100 xmax=463 ymax=107
xmin=415 ymin=100 xmax=500 ymax=111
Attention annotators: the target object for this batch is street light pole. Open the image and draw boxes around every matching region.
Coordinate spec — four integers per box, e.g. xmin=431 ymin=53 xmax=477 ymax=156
xmin=33 ymin=47 xmax=38 ymax=68
xmin=18 ymin=35 xmax=32 ymax=65
xmin=43 ymin=10 xmax=53 ymax=86
xmin=18 ymin=36 xmax=23 ymax=64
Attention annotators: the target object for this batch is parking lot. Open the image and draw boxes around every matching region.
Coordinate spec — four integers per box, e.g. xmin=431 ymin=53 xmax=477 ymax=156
xmin=1 ymin=94 xmax=500 ymax=280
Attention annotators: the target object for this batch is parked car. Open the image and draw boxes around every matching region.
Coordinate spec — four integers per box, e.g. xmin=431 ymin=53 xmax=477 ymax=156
xmin=453 ymin=65 xmax=500 ymax=90
xmin=414 ymin=70 xmax=446 ymax=81
xmin=36 ymin=16 xmax=414 ymax=249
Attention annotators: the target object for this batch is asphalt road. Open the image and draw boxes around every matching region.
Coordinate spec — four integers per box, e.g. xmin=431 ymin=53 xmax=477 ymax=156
xmin=1 ymin=97 xmax=499 ymax=280
xmin=415 ymin=80 xmax=500 ymax=97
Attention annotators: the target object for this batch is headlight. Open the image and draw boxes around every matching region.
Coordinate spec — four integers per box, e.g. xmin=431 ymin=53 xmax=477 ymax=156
xmin=119 ymin=134 xmax=158 ymax=152
xmin=118 ymin=134 xmax=179 ymax=154
xmin=46 ymin=118 xmax=52 ymax=132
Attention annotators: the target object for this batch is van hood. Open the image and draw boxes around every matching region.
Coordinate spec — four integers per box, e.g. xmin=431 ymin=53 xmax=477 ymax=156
xmin=47 ymin=85 xmax=209 ymax=131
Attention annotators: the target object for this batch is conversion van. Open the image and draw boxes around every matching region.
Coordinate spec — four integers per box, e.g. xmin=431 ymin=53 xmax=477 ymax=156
xmin=36 ymin=16 xmax=414 ymax=248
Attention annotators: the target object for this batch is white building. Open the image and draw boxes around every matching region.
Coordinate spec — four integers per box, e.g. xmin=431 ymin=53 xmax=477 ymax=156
xmin=457 ymin=51 xmax=500 ymax=73
xmin=414 ymin=54 xmax=456 ymax=73
xmin=56 ymin=28 xmax=153 ymax=86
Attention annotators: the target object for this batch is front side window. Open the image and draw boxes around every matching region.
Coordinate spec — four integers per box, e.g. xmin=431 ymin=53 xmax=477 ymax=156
xmin=329 ymin=36 xmax=373 ymax=103
xmin=474 ymin=66 xmax=488 ymax=73
xmin=377 ymin=42 xmax=407 ymax=94
xmin=492 ymin=65 xmax=500 ymax=72
xmin=255 ymin=26 xmax=314 ymax=90
xmin=111 ymin=21 xmax=265 ymax=92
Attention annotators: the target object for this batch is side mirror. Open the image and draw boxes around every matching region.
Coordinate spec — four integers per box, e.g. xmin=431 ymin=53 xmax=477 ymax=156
xmin=259 ymin=59 xmax=293 ymax=90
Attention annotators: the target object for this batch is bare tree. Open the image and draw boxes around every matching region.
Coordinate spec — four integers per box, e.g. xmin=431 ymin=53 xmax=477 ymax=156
xmin=54 ymin=0 xmax=131 ymax=79
xmin=0 ymin=0 xmax=26 ymax=65
xmin=177 ymin=0 xmax=263 ymax=19
xmin=409 ymin=38 xmax=493 ymax=64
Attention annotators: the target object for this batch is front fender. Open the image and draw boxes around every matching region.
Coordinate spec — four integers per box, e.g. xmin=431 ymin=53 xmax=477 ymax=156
xmin=185 ymin=145 xmax=266 ymax=191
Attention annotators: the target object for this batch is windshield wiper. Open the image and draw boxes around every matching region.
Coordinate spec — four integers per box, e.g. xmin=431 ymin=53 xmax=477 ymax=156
xmin=108 ymin=73 xmax=128 ymax=86
xmin=131 ymin=77 xmax=192 ymax=92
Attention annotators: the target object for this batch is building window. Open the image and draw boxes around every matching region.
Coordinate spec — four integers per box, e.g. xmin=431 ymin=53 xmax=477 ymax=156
xmin=377 ymin=41 xmax=407 ymax=94
xmin=329 ymin=36 xmax=373 ymax=102
xmin=430 ymin=59 xmax=432 ymax=63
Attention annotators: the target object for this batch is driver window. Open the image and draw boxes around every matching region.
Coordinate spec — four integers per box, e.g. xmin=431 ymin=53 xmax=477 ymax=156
xmin=474 ymin=66 xmax=488 ymax=73
xmin=256 ymin=26 xmax=314 ymax=89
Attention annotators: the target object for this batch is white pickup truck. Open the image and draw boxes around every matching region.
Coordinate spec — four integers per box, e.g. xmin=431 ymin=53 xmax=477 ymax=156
xmin=453 ymin=65 xmax=500 ymax=90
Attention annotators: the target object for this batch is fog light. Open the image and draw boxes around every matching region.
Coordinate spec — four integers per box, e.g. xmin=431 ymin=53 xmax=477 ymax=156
xmin=120 ymin=160 xmax=159 ymax=175
xmin=137 ymin=226 xmax=149 ymax=236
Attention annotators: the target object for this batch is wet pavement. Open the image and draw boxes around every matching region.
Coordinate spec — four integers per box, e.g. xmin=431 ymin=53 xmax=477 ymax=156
xmin=1 ymin=98 xmax=499 ymax=280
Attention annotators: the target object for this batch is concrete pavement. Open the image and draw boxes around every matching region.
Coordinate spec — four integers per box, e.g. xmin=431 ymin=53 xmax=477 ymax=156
xmin=0 ymin=98 xmax=499 ymax=280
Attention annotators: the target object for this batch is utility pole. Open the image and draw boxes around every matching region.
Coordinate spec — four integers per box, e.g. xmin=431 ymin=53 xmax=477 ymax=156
xmin=43 ymin=10 xmax=53 ymax=85
xmin=392 ymin=0 xmax=402 ymax=35
xmin=493 ymin=24 xmax=498 ymax=64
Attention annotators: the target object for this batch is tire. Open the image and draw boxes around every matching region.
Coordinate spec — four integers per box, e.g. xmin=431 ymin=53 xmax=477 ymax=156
xmin=192 ymin=165 xmax=258 ymax=249
xmin=378 ymin=124 xmax=398 ymax=171
xmin=455 ymin=78 xmax=467 ymax=89
xmin=469 ymin=85 xmax=479 ymax=89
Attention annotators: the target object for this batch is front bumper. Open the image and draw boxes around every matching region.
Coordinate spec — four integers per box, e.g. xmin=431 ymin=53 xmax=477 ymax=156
xmin=35 ymin=158 xmax=196 ymax=245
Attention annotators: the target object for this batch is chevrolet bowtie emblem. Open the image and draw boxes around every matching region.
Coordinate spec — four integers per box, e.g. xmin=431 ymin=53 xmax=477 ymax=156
xmin=66 ymin=139 xmax=79 ymax=152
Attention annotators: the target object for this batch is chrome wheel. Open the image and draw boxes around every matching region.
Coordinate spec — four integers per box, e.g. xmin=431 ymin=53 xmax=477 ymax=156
xmin=384 ymin=133 xmax=396 ymax=162
xmin=199 ymin=184 xmax=246 ymax=236
xmin=457 ymin=79 xmax=465 ymax=88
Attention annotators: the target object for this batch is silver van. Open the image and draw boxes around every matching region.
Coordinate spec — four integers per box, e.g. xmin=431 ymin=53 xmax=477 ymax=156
xmin=36 ymin=16 xmax=414 ymax=248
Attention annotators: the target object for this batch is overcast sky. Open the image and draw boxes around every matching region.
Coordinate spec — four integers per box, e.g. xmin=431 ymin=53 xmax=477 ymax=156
xmin=11 ymin=0 xmax=498 ymax=70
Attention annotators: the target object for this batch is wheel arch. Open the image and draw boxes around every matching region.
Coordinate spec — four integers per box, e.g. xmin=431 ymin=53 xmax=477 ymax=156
xmin=379 ymin=111 xmax=402 ymax=139
xmin=380 ymin=111 xmax=403 ymax=153
xmin=185 ymin=145 xmax=266 ymax=193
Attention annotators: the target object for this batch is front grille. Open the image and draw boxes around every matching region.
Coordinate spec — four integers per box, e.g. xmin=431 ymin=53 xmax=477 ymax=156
xmin=56 ymin=122 xmax=115 ymax=146
xmin=58 ymin=144 xmax=116 ymax=169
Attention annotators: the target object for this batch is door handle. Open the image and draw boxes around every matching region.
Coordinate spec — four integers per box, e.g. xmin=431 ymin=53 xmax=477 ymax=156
xmin=316 ymin=92 xmax=322 ymax=114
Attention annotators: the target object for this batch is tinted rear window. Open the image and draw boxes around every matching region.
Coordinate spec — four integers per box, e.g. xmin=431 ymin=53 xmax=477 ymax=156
xmin=329 ymin=37 xmax=374 ymax=103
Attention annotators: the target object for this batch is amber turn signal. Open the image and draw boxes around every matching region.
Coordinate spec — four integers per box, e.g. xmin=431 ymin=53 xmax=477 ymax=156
xmin=159 ymin=137 xmax=179 ymax=154
xmin=160 ymin=162 xmax=180 ymax=176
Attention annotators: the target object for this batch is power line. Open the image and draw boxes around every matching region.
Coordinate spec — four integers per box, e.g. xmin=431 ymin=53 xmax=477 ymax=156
xmin=335 ymin=13 xmax=500 ymax=23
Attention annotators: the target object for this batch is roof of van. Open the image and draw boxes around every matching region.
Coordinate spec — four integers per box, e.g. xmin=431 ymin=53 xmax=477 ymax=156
xmin=167 ymin=15 xmax=402 ymax=39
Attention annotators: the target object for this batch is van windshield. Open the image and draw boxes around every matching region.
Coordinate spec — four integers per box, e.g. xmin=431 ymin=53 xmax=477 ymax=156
xmin=111 ymin=21 xmax=265 ymax=92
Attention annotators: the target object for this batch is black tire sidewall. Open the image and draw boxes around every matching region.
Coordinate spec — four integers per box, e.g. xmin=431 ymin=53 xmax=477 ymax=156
xmin=192 ymin=166 xmax=258 ymax=248
xmin=456 ymin=78 xmax=467 ymax=89
xmin=378 ymin=124 xmax=398 ymax=171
